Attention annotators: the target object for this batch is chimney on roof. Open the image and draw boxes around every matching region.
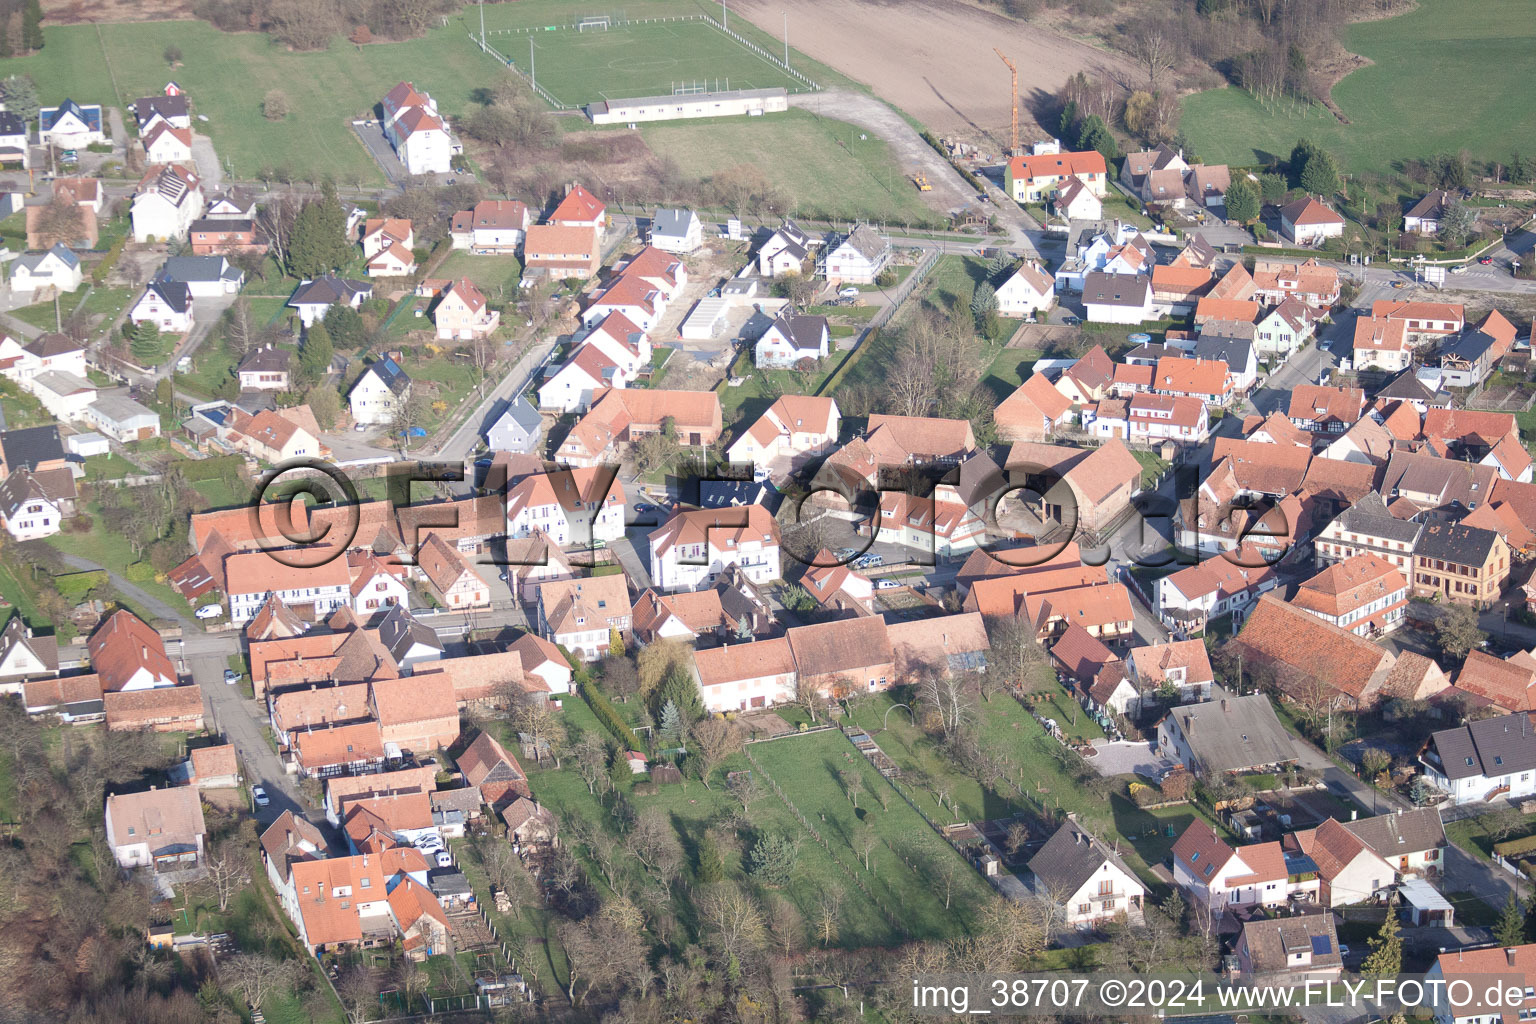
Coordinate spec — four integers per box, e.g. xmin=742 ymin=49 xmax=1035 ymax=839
xmin=1220 ymin=698 xmax=1229 ymax=713
xmin=1509 ymin=948 xmax=1520 ymax=967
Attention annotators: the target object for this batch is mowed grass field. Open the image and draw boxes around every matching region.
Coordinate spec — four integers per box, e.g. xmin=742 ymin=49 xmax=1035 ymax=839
xmin=1181 ymin=0 xmax=1536 ymax=172
xmin=0 ymin=17 xmax=507 ymax=183
xmin=498 ymin=19 xmax=805 ymax=107
xmin=641 ymin=108 xmax=938 ymax=225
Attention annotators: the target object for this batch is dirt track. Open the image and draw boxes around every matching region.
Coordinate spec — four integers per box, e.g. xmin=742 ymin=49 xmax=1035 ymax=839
xmin=733 ymin=0 xmax=1133 ymax=151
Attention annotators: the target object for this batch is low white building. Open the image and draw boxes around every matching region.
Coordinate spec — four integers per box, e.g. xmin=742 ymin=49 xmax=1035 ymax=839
xmin=288 ymin=275 xmax=372 ymax=329
xmin=1421 ymin=712 xmax=1536 ymax=806
xmin=1279 ymin=197 xmax=1345 ymax=246
xmin=348 ymin=356 xmax=412 ymax=426
xmin=225 ymin=552 xmax=351 ymax=624
xmin=1082 ymin=272 xmax=1153 ymax=324
xmin=651 ymin=208 xmax=703 ymax=253
xmin=84 ymin=394 xmax=162 ymax=442
xmin=1027 ymin=819 xmax=1145 ymax=931
xmin=754 ymin=313 xmax=829 ymax=368
xmin=823 ymin=224 xmax=890 ymax=284
xmin=381 ymin=81 xmax=455 ymax=176
xmin=0 ymin=470 xmax=64 ymax=541
xmin=130 ymin=164 xmax=204 ymax=243
xmin=39 ymin=100 xmax=107 ymax=148
xmin=995 ymin=261 xmax=1055 ymax=318
xmin=28 ymin=371 xmax=97 ymax=420
xmin=10 ymin=244 xmax=83 ymax=294
xmin=585 ymin=87 xmax=788 ymax=125
xmin=649 ymin=505 xmax=781 ymax=592
xmin=726 ymin=395 xmax=840 ymax=475
xmin=129 ymin=280 xmax=195 ymax=334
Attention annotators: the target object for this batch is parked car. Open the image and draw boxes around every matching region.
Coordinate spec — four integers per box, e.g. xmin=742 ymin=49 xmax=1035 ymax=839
xmin=436 ymin=849 xmax=453 ymax=868
xmin=223 ymin=668 xmax=239 ymax=685
xmin=252 ymin=785 xmax=269 ymax=808
xmin=1062 ymin=315 xmax=1082 ymax=326
xmin=839 ymin=286 xmax=860 ymax=299
xmin=875 ymin=579 xmax=902 ymax=590
xmin=195 ymin=605 xmax=223 ymax=620
xmin=1480 ymin=256 xmax=1495 ymax=265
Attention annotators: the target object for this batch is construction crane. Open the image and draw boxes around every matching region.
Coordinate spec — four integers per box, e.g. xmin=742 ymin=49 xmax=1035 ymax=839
xmin=994 ymin=47 xmax=1019 ymax=158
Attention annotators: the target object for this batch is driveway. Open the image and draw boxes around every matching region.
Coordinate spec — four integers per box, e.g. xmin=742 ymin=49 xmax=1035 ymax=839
xmin=191 ymin=133 xmax=222 ymax=190
xmin=1441 ymin=840 xmax=1518 ymax=913
xmin=62 ymin=553 xmax=192 ymax=625
xmin=1084 ymin=739 xmax=1179 ymax=781
xmin=351 ymin=121 xmax=407 ymax=184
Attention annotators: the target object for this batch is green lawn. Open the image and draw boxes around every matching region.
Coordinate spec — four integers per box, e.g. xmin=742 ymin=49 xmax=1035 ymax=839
xmin=399 ymin=351 xmax=483 ymax=430
xmin=47 ymin=517 xmax=187 ymax=618
xmin=178 ymin=297 xmax=294 ymax=400
xmin=981 ymin=345 xmax=1043 ymax=402
xmin=434 ymin=251 xmax=523 ymax=298
xmin=1181 ymin=0 xmax=1536 ymax=172
xmin=640 ymin=108 xmax=943 ymax=226
xmin=0 ymin=376 xmax=52 ymax=429
xmin=1131 ymin=448 xmax=1169 ymax=490
xmin=83 ymin=454 xmax=141 ymax=482
xmin=719 ymin=365 xmax=832 ymax=433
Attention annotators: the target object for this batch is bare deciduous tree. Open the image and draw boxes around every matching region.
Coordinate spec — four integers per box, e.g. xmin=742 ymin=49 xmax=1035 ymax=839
xmin=224 ymin=953 xmax=299 ymax=1012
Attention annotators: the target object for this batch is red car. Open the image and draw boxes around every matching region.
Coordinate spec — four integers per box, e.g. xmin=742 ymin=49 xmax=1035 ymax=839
xmin=1479 ymin=256 xmax=1495 ymax=265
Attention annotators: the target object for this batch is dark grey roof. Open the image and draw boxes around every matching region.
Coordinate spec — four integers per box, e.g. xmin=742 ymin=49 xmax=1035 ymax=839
xmin=1239 ymin=913 xmax=1341 ymax=974
xmin=1182 ymin=233 xmax=1217 ymax=264
xmin=1406 ymin=190 xmax=1452 ymax=221
xmin=163 ymin=255 xmax=240 ymax=285
xmin=0 ymin=467 xmax=51 ymax=516
xmin=697 ymin=479 xmax=782 ymax=515
xmin=951 ymin=450 xmax=1005 ymax=509
xmin=1334 ymin=492 xmax=1422 ymax=545
xmin=1164 ymin=693 xmax=1296 ymax=774
xmin=236 ymin=346 xmax=290 ymax=374
xmin=1441 ymin=329 xmax=1497 ymax=365
xmin=190 ymin=217 xmax=255 ymax=234
xmin=1082 ymin=271 xmax=1150 ymax=307
xmin=1341 ymin=807 xmax=1445 ymax=858
xmin=1125 ymin=342 xmax=1171 ymax=363
xmin=1416 ymin=517 xmax=1498 ymax=566
xmin=132 ymin=95 xmax=189 ymax=124
xmin=652 ymin=207 xmax=697 ymax=238
xmin=1428 ymin=712 xmax=1536 ymax=781
xmin=147 ymin=279 xmax=192 ymax=313
xmin=1027 ymin=818 xmax=1138 ymax=896
xmin=770 ymin=313 xmax=829 ymax=352
xmin=0 ymin=612 xmax=59 ymax=674
xmin=40 ymin=243 xmax=80 ymax=269
xmin=497 ymin=395 xmax=542 ymax=434
xmin=1194 ymin=335 xmax=1254 ymax=367
xmin=289 ymin=274 xmax=371 ymax=307
xmin=427 ymin=868 xmax=473 ymax=897
xmin=364 ymin=355 xmax=411 ymax=395
xmin=1375 ymin=367 xmax=1435 ymax=403
xmin=839 ymin=224 xmax=888 ymax=262
xmin=1 ymin=425 xmax=66 ymax=470
xmin=378 ymin=605 xmax=443 ymax=663
xmin=0 ymin=112 xmax=26 ymax=136
xmin=41 ymin=100 xmax=102 ymax=133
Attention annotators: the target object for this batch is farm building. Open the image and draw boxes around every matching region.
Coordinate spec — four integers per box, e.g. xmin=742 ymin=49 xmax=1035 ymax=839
xmin=586 ymin=87 xmax=788 ymax=125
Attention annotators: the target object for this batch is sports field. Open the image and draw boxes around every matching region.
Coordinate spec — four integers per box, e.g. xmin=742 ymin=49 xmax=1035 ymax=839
xmin=486 ymin=18 xmax=807 ymax=107
xmin=1181 ymin=0 xmax=1536 ymax=172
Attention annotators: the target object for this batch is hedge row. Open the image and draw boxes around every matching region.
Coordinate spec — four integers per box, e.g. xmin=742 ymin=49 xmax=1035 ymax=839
xmin=178 ymin=454 xmax=245 ymax=483
xmin=581 ymin=682 xmax=644 ymax=753
xmin=90 ymin=234 xmax=129 ymax=286
xmin=1494 ymin=833 xmax=1536 ymax=859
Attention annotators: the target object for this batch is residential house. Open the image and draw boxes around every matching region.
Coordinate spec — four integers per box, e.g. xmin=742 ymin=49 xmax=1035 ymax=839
xmin=1126 ymin=639 xmax=1214 ymax=708
xmin=726 ymin=395 xmax=840 ymax=475
xmin=1026 ymin=438 xmax=1144 ymax=536
xmin=131 ymin=164 xmax=204 ymax=242
xmin=1313 ymin=492 xmax=1422 ymax=574
xmin=1412 ymin=518 xmax=1509 ymax=604
xmin=1156 ymin=548 xmax=1280 ymax=632
xmin=1128 ymin=392 xmax=1209 ymax=445
xmin=1283 ymin=817 xmax=1394 ymax=907
xmin=348 ymin=356 xmax=411 ymax=426
xmin=1151 ymin=264 xmax=1214 ymax=316
xmin=226 ymin=552 xmax=351 ymax=624
xmin=1421 ymin=712 xmax=1536 ymax=805
xmin=1440 ymin=309 xmax=1519 ymax=388
xmin=548 ymin=184 xmax=607 ymax=236
xmin=1427 ymin=943 xmax=1536 ymax=1024
xmin=1193 ymin=334 xmax=1258 ymax=394
xmin=0 ymin=614 xmax=59 ymax=692
xmin=1027 ymin=818 xmax=1144 ymax=930
xmin=822 ymin=224 xmax=890 ymax=284
xmin=141 ymin=122 xmax=193 ymax=165
xmin=129 ymin=279 xmax=194 ymax=334
xmin=538 ymin=316 xmax=650 ymax=413
xmin=524 ymin=223 xmax=601 ymax=280
xmin=485 ymin=395 xmax=542 ymax=454
xmin=259 ymin=812 xmax=325 ymax=897
xmin=1229 ymin=593 xmax=1399 ymax=710
xmin=995 ymin=261 xmax=1056 ymax=317
xmin=162 ymin=255 xmax=243 ymax=296
xmin=175 ymin=743 xmax=240 ymax=789
xmin=504 ymin=466 xmax=625 ymax=548
xmin=450 ymin=199 xmax=529 ymax=253
xmin=371 ymin=674 xmax=460 ymax=753
xmin=224 ymin=407 xmax=318 ymax=463
xmin=189 ymin=217 xmax=263 ymax=256
xmin=381 ymin=82 xmax=454 ymax=175
xmin=1233 ymin=913 xmax=1343 ymax=982
xmin=105 ymin=786 xmax=205 ymax=870
xmin=291 ymin=720 xmax=387 ymax=777
xmin=103 ymin=685 xmax=205 ymax=732
xmin=1082 ymin=271 xmax=1152 ymax=324
xmin=1352 ymin=316 xmax=1412 ymax=372
xmin=1051 ymin=176 xmax=1102 ymax=220
xmin=0 ymin=111 xmax=29 ymax=169
xmin=535 ymin=575 xmax=632 ymax=661
xmin=1156 ymin=693 xmax=1298 ymax=777
xmin=1404 ymin=190 xmax=1454 ymax=234
xmin=347 ymin=552 xmax=410 ymax=616
xmin=1171 ymin=821 xmax=1297 ymax=911
xmin=10 ymin=244 xmax=82 ymax=294
xmin=25 ymin=195 xmax=97 ymax=248
xmin=289 ymin=274 xmax=371 ymax=329
xmin=756 ymin=219 xmax=813 ymax=278
xmin=89 ymin=610 xmax=176 ymax=692
xmin=1278 ymin=197 xmax=1345 ymax=245
xmin=1288 ymin=385 xmax=1365 ymax=436
xmin=39 ymin=100 xmax=106 ymax=147
xmin=630 ymin=588 xmax=732 ymax=644
xmin=1342 ymin=808 xmax=1446 ymax=878
xmin=1251 ymin=259 xmax=1340 ymax=309
xmin=1054 ymin=345 xmax=1115 ymax=404
xmin=132 ymin=94 xmax=191 ymax=131
xmin=558 ymin=387 xmax=722 ymax=467
xmin=1154 ymin=355 xmax=1232 ymax=406
xmin=236 ymin=346 xmax=291 ymax=391
xmin=649 ymin=505 xmax=780 ymax=592
xmin=1371 ymin=300 xmax=1464 ymax=341
xmin=416 ymin=533 xmax=491 ymax=610
xmin=874 ymin=490 xmax=986 ymax=558
xmin=651 ymin=207 xmax=702 ymax=253
xmin=691 ymin=637 xmax=797 ymax=713
xmin=1291 ymin=554 xmax=1408 ymax=636
xmin=754 ymin=313 xmax=829 ymax=368
xmin=286 ymin=849 xmax=431 ymax=954
xmin=1254 ymin=299 xmax=1316 ymax=359
xmin=1006 ymin=150 xmax=1108 ymax=203
xmin=434 ymin=278 xmax=498 ymax=341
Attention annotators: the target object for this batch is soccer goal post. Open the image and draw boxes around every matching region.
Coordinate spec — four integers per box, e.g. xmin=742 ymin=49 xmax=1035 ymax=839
xmin=577 ymin=15 xmax=611 ymax=30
